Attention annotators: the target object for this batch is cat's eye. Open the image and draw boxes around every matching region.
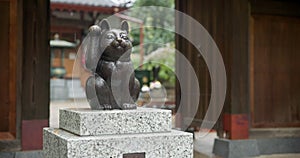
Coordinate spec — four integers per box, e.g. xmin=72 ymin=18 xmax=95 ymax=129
xmin=106 ymin=34 xmax=115 ymax=39
xmin=120 ymin=34 xmax=129 ymax=40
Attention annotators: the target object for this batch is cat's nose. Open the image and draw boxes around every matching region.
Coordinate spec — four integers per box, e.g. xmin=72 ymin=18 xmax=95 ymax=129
xmin=116 ymin=38 xmax=122 ymax=43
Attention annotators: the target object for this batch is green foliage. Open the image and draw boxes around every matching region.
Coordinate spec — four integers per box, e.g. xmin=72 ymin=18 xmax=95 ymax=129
xmin=141 ymin=43 xmax=175 ymax=87
xmin=142 ymin=63 xmax=175 ymax=87
xmin=129 ymin=0 xmax=175 ymax=54
xmin=133 ymin=0 xmax=174 ymax=7
xmin=129 ymin=0 xmax=175 ymax=87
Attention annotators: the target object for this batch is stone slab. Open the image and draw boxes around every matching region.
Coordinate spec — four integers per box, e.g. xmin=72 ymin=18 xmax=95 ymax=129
xmin=257 ymin=137 xmax=300 ymax=155
xmin=43 ymin=128 xmax=193 ymax=158
xmin=59 ymin=107 xmax=172 ymax=136
xmin=213 ymin=137 xmax=300 ymax=158
xmin=213 ymin=138 xmax=260 ymax=158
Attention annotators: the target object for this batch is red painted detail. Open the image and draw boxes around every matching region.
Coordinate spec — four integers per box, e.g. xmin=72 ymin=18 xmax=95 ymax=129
xmin=21 ymin=120 xmax=48 ymax=150
xmin=223 ymin=113 xmax=249 ymax=139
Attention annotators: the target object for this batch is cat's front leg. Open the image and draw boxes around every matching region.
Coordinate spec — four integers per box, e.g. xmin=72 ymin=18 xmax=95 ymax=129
xmin=118 ymin=77 xmax=140 ymax=110
xmin=86 ymin=74 xmax=113 ymax=110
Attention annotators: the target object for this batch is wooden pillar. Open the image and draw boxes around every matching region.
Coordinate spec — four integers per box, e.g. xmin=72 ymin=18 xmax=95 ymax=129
xmin=0 ymin=0 xmax=22 ymax=151
xmin=222 ymin=0 xmax=250 ymax=140
xmin=21 ymin=0 xmax=50 ymax=150
xmin=175 ymin=0 xmax=250 ymax=139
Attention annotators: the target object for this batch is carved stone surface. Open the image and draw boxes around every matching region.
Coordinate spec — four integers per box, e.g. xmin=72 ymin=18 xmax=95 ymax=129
xmin=84 ymin=19 xmax=140 ymax=110
xmin=59 ymin=108 xmax=172 ymax=136
xmin=43 ymin=128 xmax=193 ymax=158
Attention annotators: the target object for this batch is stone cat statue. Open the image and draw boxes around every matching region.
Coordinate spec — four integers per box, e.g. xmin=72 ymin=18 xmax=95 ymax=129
xmin=84 ymin=19 xmax=140 ymax=110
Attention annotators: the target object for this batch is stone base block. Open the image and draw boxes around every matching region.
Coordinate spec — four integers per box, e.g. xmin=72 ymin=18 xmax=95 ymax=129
xmin=213 ymin=138 xmax=259 ymax=158
xmin=213 ymin=137 xmax=300 ymax=158
xmin=59 ymin=108 xmax=172 ymax=136
xmin=43 ymin=128 xmax=193 ymax=158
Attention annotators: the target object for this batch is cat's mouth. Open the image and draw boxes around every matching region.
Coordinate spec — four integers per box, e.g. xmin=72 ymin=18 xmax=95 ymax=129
xmin=115 ymin=45 xmax=126 ymax=50
xmin=116 ymin=45 xmax=123 ymax=49
xmin=112 ymin=42 xmax=124 ymax=49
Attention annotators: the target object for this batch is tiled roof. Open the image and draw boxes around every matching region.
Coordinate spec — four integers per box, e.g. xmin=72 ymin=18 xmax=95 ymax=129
xmin=50 ymin=0 xmax=119 ymax=7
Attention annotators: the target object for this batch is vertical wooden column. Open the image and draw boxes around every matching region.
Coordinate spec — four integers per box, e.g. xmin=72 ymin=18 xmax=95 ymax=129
xmin=22 ymin=0 xmax=50 ymax=150
xmin=0 ymin=0 xmax=13 ymax=139
xmin=175 ymin=0 xmax=250 ymax=139
xmin=0 ymin=0 xmax=22 ymax=151
xmin=222 ymin=0 xmax=250 ymax=139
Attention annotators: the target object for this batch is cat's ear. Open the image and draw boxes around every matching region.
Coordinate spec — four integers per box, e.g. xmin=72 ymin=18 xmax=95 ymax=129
xmin=121 ymin=20 xmax=129 ymax=33
xmin=98 ymin=19 xmax=110 ymax=31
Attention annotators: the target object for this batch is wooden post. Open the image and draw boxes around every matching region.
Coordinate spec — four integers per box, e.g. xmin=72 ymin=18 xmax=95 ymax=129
xmin=175 ymin=0 xmax=249 ymax=139
xmin=21 ymin=0 xmax=50 ymax=150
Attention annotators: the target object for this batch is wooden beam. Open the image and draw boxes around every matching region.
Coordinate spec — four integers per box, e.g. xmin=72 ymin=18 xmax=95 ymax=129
xmin=224 ymin=0 xmax=249 ymax=114
xmin=9 ymin=0 xmax=18 ymax=139
xmin=50 ymin=3 xmax=127 ymax=14
xmin=251 ymin=0 xmax=300 ymax=17
xmin=22 ymin=0 xmax=50 ymax=120
xmin=51 ymin=26 xmax=82 ymax=34
xmin=51 ymin=16 xmax=92 ymax=29
xmin=0 ymin=0 xmax=11 ymax=138
xmin=0 ymin=0 xmax=22 ymax=150
xmin=15 ymin=0 xmax=23 ymax=141
xmin=175 ymin=0 xmax=250 ymax=139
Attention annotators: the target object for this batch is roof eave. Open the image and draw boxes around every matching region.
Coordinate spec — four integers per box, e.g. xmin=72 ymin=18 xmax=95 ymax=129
xmin=51 ymin=2 xmax=128 ymax=14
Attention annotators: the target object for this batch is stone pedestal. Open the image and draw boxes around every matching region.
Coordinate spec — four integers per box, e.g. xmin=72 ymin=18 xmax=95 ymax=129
xmin=43 ymin=107 xmax=193 ymax=158
xmin=59 ymin=108 xmax=172 ymax=136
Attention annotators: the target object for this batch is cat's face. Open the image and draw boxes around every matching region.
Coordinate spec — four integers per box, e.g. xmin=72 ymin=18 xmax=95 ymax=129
xmin=100 ymin=29 xmax=132 ymax=61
